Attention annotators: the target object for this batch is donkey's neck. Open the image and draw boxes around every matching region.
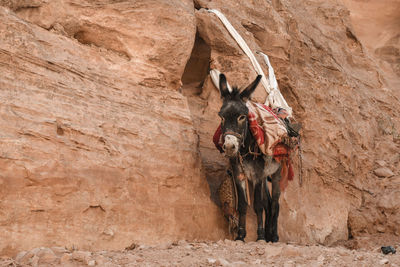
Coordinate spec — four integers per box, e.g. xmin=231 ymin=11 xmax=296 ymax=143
xmin=239 ymin=125 xmax=254 ymax=156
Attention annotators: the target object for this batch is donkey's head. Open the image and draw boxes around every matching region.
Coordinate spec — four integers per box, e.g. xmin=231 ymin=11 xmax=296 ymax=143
xmin=218 ymin=73 xmax=262 ymax=157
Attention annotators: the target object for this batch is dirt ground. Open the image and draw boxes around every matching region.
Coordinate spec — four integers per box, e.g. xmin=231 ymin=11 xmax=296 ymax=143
xmin=1 ymin=236 xmax=399 ymax=267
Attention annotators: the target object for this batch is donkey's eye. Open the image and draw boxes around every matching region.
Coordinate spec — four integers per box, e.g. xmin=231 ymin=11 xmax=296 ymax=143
xmin=238 ymin=115 xmax=246 ymax=123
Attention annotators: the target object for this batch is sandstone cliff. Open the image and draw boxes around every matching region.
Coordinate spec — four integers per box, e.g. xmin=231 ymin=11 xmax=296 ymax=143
xmin=0 ymin=0 xmax=399 ymax=256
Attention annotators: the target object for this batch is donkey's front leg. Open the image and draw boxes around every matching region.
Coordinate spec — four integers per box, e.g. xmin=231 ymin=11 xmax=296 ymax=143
xmin=235 ymin=180 xmax=247 ymax=241
xmin=267 ymin=169 xmax=281 ymax=242
xmin=230 ymin=159 xmax=248 ymax=241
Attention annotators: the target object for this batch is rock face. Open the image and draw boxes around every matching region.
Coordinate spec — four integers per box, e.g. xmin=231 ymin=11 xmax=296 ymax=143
xmin=0 ymin=0 xmax=226 ymax=256
xmin=340 ymin=0 xmax=400 ymax=77
xmin=0 ymin=0 xmax=399 ymax=256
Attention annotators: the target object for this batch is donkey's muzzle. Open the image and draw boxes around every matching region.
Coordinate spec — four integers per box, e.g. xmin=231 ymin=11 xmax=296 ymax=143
xmin=223 ymin=135 xmax=239 ymax=157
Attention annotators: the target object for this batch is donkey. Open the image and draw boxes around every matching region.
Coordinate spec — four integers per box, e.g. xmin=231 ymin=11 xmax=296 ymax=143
xmin=217 ymin=73 xmax=282 ymax=242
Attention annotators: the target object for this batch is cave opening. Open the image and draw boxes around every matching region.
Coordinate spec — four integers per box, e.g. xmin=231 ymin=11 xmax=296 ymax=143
xmin=181 ymin=32 xmax=211 ymax=96
xmin=181 ymin=31 xmax=223 ymax=205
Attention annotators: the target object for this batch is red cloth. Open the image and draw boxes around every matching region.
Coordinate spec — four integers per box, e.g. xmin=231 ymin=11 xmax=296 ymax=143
xmin=213 ymin=125 xmax=224 ymax=153
xmin=273 ymin=143 xmax=294 ymax=191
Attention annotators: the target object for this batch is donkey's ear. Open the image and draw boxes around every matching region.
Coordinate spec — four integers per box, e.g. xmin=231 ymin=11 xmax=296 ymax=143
xmin=240 ymin=75 xmax=262 ymax=101
xmin=219 ymin=73 xmax=230 ymax=98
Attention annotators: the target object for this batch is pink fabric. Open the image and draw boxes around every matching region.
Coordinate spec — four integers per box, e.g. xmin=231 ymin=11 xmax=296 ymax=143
xmin=213 ymin=125 xmax=224 ymax=153
xmin=246 ymin=101 xmax=288 ymax=156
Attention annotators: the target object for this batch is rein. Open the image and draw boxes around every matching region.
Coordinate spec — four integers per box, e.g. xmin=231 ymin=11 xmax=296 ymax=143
xmin=223 ymin=119 xmax=260 ymax=207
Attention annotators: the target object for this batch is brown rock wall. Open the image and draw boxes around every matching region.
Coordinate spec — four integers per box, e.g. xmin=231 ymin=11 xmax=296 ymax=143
xmin=0 ymin=2 xmax=226 ymax=256
xmin=187 ymin=0 xmax=399 ymax=244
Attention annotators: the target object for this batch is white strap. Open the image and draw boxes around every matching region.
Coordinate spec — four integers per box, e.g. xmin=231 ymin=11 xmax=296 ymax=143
xmin=257 ymin=52 xmax=292 ymax=115
xmin=210 ymin=69 xmax=232 ymax=92
xmin=207 ymin=9 xmax=271 ymax=94
xmin=206 ymin=9 xmax=292 ymax=117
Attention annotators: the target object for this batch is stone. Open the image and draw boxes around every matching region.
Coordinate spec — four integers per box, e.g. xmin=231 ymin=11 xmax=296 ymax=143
xmin=102 ymin=227 xmax=115 ymax=237
xmin=377 ymin=226 xmax=385 ymax=233
xmin=380 ymin=258 xmax=389 ymax=265
xmin=51 ymin=247 xmax=69 ymax=255
xmin=94 ymin=255 xmax=107 ymax=266
xmin=19 ymin=250 xmax=35 ymax=265
xmin=72 ymin=251 xmax=92 ymax=263
xmin=224 ymin=239 xmax=236 ymax=246
xmin=60 ymin=253 xmax=72 ymax=265
xmin=376 ymin=160 xmax=387 ymax=167
xmin=216 ymin=258 xmax=230 ymax=266
xmin=374 ymin=167 xmax=395 ymax=178
xmin=207 ymin=258 xmax=216 ymax=264
xmin=283 ymin=261 xmax=295 ymax=267
xmin=266 ymin=246 xmax=283 ymax=258
xmin=177 ymin=240 xmax=188 ymax=246
xmin=252 ymin=259 xmax=262 ymax=265
xmin=31 ymin=255 xmax=39 ymax=267
xmin=317 ymin=255 xmax=325 ymax=262
xmin=36 ymin=248 xmax=57 ymax=264
xmin=15 ymin=251 xmax=27 ymax=262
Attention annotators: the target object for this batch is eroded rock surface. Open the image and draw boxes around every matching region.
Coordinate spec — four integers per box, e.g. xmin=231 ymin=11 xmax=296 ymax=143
xmin=0 ymin=1 xmax=226 ymax=256
xmin=186 ymin=0 xmax=400 ymax=245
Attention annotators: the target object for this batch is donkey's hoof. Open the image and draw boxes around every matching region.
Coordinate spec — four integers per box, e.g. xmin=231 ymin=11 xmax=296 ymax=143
xmin=257 ymin=228 xmax=265 ymax=241
xmin=265 ymin=233 xmax=272 ymax=242
xmin=236 ymin=227 xmax=246 ymax=242
xmin=271 ymin=235 xmax=279 ymax=243
xmin=256 ymin=237 xmax=266 ymax=242
xmin=265 ymin=233 xmax=278 ymax=243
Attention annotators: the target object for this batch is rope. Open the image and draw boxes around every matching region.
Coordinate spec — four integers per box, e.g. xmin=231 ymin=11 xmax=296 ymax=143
xmin=298 ymin=136 xmax=303 ymax=187
xmin=238 ymin=154 xmax=252 ymax=207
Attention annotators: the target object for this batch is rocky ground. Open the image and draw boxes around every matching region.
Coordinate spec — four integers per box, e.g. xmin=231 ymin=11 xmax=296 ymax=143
xmin=1 ymin=238 xmax=399 ymax=267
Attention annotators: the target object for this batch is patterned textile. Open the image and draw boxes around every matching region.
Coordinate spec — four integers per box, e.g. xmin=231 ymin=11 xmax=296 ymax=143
xmin=218 ymin=177 xmax=239 ymax=235
xmin=273 ymin=143 xmax=294 ymax=191
xmin=246 ymin=101 xmax=288 ymax=156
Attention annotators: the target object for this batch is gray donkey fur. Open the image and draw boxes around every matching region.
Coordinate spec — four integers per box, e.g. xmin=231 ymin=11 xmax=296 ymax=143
xmin=217 ymin=73 xmax=282 ymax=242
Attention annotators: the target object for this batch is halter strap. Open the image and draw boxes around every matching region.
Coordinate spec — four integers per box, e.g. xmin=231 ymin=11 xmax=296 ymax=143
xmin=222 ymin=119 xmax=249 ymax=149
xmin=223 ymin=131 xmax=243 ymax=140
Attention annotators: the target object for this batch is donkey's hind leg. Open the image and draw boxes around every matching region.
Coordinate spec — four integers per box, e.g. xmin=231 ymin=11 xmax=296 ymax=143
xmin=254 ymin=182 xmax=265 ymax=241
xmin=264 ymin=177 xmax=272 ymax=242
xmin=266 ymin=169 xmax=281 ymax=242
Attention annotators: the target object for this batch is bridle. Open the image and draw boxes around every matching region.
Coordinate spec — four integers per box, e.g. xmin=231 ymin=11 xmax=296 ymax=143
xmin=221 ymin=118 xmax=248 ymax=151
xmin=222 ymin=118 xmax=261 ymax=159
